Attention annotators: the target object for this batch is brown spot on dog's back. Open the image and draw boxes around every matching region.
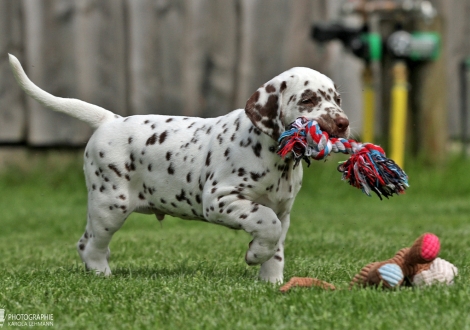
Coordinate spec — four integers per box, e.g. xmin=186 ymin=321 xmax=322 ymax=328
xmin=252 ymin=142 xmax=262 ymax=157
xmin=205 ymin=151 xmax=212 ymax=166
xmin=159 ymin=131 xmax=168 ymax=144
xmin=265 ymin=84 xmax=276 ymax=93
xmin=146 ymin=133 xmax=157 ymax=145
xmin=250 ymin=172 xmax=262 ymax=181
xmin=125 ymin=161 xmax=136 ymax=172
xmin=301 ymin=89 xmax=314 ymax=100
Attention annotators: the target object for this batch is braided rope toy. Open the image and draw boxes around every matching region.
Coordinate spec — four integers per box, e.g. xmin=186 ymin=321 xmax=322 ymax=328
xmin=277 ymin=117 xmax=409 ymax=199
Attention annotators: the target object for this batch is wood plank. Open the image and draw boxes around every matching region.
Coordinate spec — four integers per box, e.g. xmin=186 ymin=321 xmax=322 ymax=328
xmin=158 ymin=0 xmax=185 ymax=116
xmin=127 ymin=0 xmax=163 ymax=115
xmin=283 ymin=0 xmax=328 ymax=70
xmin=131 ymin=0 xmax=239 ymax=118
xmin=0 ymin=0 xmax=25 ymax=143
xmin=181 ymin=0 xmax=208 ymax=117
xmin=75 ymin=0 xmax=127 ymax=116
xmin=23 ymin=0 xmax=127 ymax=145
xmin=22 ymin=0 xmax=91 ymax=145
xmin=195 ymin=0 xmax=238 ymax=116
xmin=413 ymin=15 xmax=447 ymax=164
xmin=236 ymin=0 xmax=292 ymax=107
xmin=234 ymin=0 xmax=355 ymax=115
xmin=441 ymin=0 xmax=470 ymax=139
xmin=317 ymin=0 xmax=364 ymax=139
xmin=127 ymin=0 xmax=186 ymax=116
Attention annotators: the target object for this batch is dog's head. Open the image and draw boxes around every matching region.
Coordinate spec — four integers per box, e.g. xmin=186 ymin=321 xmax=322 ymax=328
xmin=245 ymin=67 xmax=349 ymax=141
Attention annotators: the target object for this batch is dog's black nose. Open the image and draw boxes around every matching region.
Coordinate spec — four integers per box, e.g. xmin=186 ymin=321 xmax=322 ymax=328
xmin=334 ymin=117 xmax=349 ymax=133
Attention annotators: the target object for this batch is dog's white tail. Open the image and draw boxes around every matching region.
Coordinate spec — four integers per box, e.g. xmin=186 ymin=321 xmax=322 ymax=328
xmin=8 ymin=54 xmax=116 ymax=129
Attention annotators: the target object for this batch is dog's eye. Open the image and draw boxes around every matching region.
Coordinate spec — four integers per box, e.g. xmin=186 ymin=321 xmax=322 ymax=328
xmin=335 ymin=96 xmax=341 ymax=106
xmin=301 ymin=99 xmax=312 ymax=105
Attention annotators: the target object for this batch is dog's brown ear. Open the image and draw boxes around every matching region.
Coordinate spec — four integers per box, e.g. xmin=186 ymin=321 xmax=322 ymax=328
xmin=245 ymin=81 xmax=286 ymax=140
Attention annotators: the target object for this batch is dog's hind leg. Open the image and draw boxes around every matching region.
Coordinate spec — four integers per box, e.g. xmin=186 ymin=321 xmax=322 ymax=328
xmin=77 ymin=195 xmax=129 ymax=276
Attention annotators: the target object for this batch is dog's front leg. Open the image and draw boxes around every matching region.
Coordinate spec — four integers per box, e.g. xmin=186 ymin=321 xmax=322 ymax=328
xmin=258 ymin=213 xmax=290 ymax=284
xmin=206 ymin=197 xmax=282 ymax=269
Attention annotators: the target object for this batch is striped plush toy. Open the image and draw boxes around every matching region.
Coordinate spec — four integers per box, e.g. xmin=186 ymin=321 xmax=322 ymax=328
xmin=277 ymin=117 xmax=409 ymax=199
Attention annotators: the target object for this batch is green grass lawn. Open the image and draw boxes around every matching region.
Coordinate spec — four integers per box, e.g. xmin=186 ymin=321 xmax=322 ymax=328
xmin=0 ymin=152 xmax=469 ymax=329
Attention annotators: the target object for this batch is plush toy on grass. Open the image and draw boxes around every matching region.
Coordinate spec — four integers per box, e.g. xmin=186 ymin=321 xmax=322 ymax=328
xmin=279 ymin=233 xmax=458 ymax=293
xmin=277 ymin=117 xmax=409 ymax=199
xmin=349 ymin=233 xmax=457 ymax=288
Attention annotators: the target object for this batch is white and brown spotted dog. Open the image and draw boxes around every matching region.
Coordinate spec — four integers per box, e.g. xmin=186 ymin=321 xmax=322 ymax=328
xmin=9 ymin=54 xmax=349 ymax=283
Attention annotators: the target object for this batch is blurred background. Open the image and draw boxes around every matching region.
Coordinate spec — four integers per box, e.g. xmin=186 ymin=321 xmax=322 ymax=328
xmin=0 ymin=0 xmax=469 ymax=167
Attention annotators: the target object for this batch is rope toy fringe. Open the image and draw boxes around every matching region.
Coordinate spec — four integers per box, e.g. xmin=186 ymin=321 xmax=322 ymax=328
xmin=277 ymin=117 xmax=409 ymax=199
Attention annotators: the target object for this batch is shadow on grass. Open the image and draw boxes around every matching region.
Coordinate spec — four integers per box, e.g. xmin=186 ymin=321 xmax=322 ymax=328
xmin=63 ymin=258 xmax=256 ymax=282
xmin=110 ymin=263 xmax=254 ymax=281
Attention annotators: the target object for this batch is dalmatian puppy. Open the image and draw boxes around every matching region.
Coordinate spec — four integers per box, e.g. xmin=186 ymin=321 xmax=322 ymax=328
xmin=9 ymin=54 xmax=349 ymax=283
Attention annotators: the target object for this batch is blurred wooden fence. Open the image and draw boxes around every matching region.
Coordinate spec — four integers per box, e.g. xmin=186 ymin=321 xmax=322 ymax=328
xmin=1 ymin=0 xmax=470 ymax=148
xmin=0 ymin=0 xmax=350 ymax=146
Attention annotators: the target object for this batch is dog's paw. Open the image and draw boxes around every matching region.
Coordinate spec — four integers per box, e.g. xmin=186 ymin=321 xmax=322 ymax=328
xmin=259 ymin=273 xmax=283 ymax=284
xmin=85 ymin=262 xmax=112 ymax=276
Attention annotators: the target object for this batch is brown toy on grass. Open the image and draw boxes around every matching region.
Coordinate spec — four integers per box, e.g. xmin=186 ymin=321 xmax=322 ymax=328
xmin=279 ymin=277 xmax=336 ymax=293
xmin=349 ymin=233 xmax=440 ymax=289
xmin=280 ymin=233 xmax=457 ymax=293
